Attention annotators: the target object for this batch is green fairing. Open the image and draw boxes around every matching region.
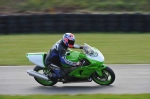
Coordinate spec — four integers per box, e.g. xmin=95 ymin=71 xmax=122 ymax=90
xmin=61 ymin=50 xmax=81 ymax=68
xmin=66 ymin=50 xmax=81 ymax=62
xmin=61 ymin=50 xmax=105 ymax=78
xmin=68 ymin=62 xmax=105 ymax=78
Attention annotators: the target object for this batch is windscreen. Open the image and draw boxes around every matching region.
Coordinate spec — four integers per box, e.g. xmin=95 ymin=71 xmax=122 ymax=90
xmin=82 ymin=43 xmax=98 ymax=57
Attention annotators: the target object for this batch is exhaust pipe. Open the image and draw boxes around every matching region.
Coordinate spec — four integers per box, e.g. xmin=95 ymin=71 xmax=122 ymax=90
xmin=27 ymin=70 xmax=49 ymax=81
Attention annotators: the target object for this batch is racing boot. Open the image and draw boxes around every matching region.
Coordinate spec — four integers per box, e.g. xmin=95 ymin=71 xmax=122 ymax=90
xmin=48 ymin=64 xmax=67 ymax=82
xmin=48 ymin=73 xmax=57 ymax=81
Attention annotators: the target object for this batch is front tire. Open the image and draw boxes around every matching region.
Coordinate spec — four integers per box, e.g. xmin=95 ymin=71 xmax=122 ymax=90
xmin=34 ymin=66 xmax=57 ymax=86
xmin=92 ymin=67 xmax=115 ymax=85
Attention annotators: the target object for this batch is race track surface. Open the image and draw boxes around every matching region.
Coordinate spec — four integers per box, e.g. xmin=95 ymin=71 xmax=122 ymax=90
xmin=0 ymin=64 xmax=150 ymax=95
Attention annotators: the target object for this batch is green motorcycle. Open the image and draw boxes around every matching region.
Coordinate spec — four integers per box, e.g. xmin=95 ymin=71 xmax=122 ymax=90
xmin=27 ymin=43 xmax=115 ymax=86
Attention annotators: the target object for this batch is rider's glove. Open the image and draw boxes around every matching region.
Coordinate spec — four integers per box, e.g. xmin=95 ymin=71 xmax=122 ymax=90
xmin=80 ymin=45 xmax=84 ymax=49
xmin=76 ymin=61 xmax=82 ymax=66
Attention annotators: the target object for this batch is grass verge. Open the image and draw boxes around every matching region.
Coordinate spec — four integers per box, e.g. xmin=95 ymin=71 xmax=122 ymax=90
xmin=0 ymin=94 xmax=150 ymax=99
xmin=0 ymin=33 xmax=150 ymax=65
xmin=0 ymin=0 xmax=150 ymax=14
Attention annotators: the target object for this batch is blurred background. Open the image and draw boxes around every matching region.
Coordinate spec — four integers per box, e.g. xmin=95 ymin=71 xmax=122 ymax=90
xmin=0 ymin=0 xmax=150 ymax=65
xmin=0 ymin=0 xmax=150 ymax=34
xmin=0 ymin=0 xmax=150 ymax=14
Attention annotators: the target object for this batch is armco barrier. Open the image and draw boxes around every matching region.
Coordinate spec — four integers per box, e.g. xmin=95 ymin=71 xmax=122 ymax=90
xmin=0 ymin=13 xmax=150 ymax=34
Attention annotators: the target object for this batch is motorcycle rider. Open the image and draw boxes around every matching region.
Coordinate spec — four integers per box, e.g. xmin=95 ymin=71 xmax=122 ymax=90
xmin=45 ymin=33 xmax=83 ymax=81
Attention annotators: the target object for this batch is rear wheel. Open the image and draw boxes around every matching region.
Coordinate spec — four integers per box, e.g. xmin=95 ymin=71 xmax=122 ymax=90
xmin=34 ymin=66 xmax=57 ymax=86
xmin=92 ymin=67 xmax=115 ymax=85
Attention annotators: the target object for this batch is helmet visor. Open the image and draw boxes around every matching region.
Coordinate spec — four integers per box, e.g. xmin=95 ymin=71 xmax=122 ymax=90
xmin=68 ymin=39 xmax=74 ymax=45
xmin=68 ymin=40 xmax=74 ymax=47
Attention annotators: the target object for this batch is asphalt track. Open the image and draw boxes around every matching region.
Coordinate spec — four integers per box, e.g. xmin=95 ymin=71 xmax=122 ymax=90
xmin=0 ymin=64 xmax=150 ymax=95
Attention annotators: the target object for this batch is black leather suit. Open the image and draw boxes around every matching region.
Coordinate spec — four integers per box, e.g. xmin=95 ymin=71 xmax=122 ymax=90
xmin=45 ymin=39 xmax=82 ymax=78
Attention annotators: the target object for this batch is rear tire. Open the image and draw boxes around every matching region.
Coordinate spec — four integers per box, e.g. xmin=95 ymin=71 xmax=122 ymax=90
xmin=92 ymin=67 xmax=115 ymax=85
xmin=34 ymin=66 xmax=57 ymax=86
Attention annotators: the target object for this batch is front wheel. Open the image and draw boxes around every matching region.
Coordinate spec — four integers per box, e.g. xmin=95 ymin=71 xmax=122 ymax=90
xmin=34 ymin=66 xmax=57 ymax=86
xmin=92 ymin=67 xmax=115 ymax=85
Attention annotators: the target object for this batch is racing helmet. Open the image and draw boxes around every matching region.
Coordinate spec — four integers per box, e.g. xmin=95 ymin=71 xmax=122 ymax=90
xmin=62 ymin=33 xmax=75 ymax=48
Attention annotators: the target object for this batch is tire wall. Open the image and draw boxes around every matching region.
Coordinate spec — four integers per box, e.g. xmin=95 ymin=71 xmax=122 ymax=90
xmin=0 ymin=14 xmax=150 ymax=34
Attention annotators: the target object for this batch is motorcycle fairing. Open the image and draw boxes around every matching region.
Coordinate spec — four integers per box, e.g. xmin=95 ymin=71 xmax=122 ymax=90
xmin=26 ymin=52 xmax=46 ymax=68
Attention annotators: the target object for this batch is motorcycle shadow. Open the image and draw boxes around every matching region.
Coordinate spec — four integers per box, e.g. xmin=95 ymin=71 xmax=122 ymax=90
xmin=30 ymin=84 xmax=114 ymax=94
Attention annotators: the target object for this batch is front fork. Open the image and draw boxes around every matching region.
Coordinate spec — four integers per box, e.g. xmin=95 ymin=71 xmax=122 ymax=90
xmin=95 ymin=64 xmax=107 ymax=76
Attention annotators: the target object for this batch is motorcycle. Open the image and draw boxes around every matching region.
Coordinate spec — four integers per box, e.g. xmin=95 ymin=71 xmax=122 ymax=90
xmin=26 ymin=43 xmax=115 ymax=86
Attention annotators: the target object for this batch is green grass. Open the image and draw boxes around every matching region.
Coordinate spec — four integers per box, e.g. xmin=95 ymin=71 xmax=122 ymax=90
xmin=0 ymin=33 xmax=150 ymax=65
xmin=0 ymin=94 xmax=150 ymax=99
xmin=0 ymin=0 xmax=150 ymax=14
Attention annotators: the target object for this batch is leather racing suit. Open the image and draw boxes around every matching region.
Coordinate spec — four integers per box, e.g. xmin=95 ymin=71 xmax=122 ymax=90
xmin=45 ymin=39 xmax=82 ymax=79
